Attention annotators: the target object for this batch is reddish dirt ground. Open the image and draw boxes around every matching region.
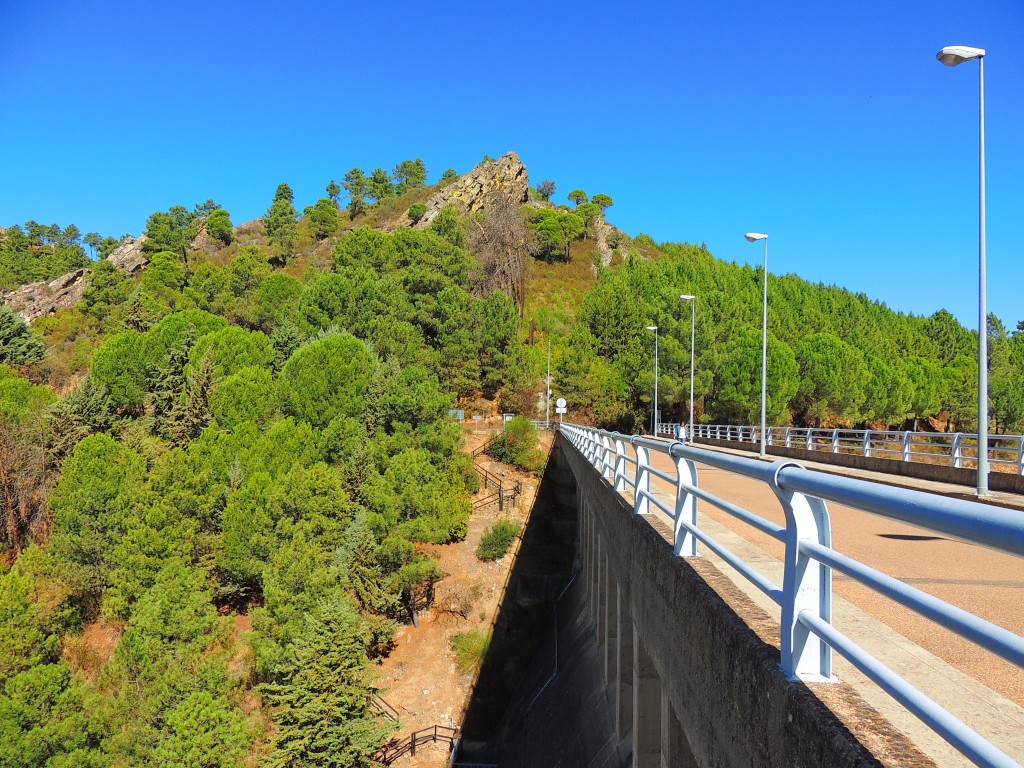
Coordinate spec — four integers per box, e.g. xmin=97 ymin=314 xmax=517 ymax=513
xmin=372 ymin=423 xmax=551 ymax=767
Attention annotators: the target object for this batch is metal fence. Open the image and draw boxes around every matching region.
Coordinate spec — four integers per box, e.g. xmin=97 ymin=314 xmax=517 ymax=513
xmin=559 ymin=423 xmax=1024 ymax=768
xmin=691 ymin=424 xmax=1024 ymax=476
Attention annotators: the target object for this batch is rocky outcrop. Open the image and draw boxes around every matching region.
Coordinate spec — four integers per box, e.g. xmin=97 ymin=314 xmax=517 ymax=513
xmin=386 ymin=152 xmax=530 ymax=231
xmin=4 ymin=269 xmax=91 ymax=323
xmin=2 ymin=233 xmax=156 ymax=323
xmin=106 ymin=234 xmax=149 ymax=274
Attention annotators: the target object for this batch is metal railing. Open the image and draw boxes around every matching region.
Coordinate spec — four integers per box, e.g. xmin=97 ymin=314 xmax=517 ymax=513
xmin=378 ymin=724 xmax=460 ymax=764
xmin=559 ymin=423 xmax=1024 ymax=768
xmin=691 ymin=424 xmax=1024 ymax=476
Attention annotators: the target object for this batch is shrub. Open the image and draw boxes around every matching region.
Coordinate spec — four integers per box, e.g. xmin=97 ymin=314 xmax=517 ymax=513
xmin=450 ymin=629 xmax=490 ymax=672
xmin=407 ymin=202 xmax=427 ymax=223
xmin=486 ymin=416 xmax=544 ymax=471
xmin=476 ymin=519 xmax=520 ymax=562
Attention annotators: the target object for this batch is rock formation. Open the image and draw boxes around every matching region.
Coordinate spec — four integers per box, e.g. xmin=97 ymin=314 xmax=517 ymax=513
xmin=3 ymin=269 xmax=91 ymax=323
xmin=385 ymin=152 xmax=530 ymax=231
xmin=106 ymin=233 xmax=150 ymax=274
xmin=2 ymin=234 xmax=153 ymax=323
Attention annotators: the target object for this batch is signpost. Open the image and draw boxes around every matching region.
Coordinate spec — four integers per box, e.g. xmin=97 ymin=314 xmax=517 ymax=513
xmin=555 ymin=397 xmax=567 ymax=422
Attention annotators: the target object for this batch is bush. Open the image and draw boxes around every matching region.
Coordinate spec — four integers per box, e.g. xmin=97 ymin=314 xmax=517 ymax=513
xmin=450 ymin=629 xmax=490 ymax=672
xmin=476 ymin=519 xmax=520 ymax=562
xmin=486 ymin=416 xmax=544 ymax=471
xmin=407 ymin=202 xmax=427 ymax=223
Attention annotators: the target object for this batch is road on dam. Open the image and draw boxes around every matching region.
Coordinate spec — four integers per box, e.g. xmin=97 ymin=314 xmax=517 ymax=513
xmin=627 ymin=440 xmax=1024 ymax=767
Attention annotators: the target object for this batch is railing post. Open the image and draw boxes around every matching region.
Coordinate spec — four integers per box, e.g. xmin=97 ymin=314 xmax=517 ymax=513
xmin=614 ymin=438 xmax=628 ymax=492
xmin=902 ymin=431 xmax=912 ymax=462
xmin=769 ymin=461 xmax=833 ymax=682
xmin=672 ymin=450 xmax=698 ymax=557
xmin=863 ymin=430 xmax=872 ymax=458
xmin=952 ymin=433 xmax=964 ymax=468
xmin=601 ymin=434 xmax=613 ymax=479
xmin=831 ymin=428 xmax=840 ymax=453
xmin=785 ymin=427 xmax=792 ymax=448
xmin=1018 ymin=436 xmax=1024 ymax=476
xmin=633 ymin=441 xmax=650 ymax=515
xmin=805 ymin=429 xmax=813 ymax=451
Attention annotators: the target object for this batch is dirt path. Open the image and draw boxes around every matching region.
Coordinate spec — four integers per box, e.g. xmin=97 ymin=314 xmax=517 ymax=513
xmin=373 ymin=426 xmax=551 ymax=767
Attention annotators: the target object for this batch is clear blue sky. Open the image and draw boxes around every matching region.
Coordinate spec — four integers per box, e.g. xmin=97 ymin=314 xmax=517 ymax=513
xmin=2 ymin=0 xmax=1021 ymax=329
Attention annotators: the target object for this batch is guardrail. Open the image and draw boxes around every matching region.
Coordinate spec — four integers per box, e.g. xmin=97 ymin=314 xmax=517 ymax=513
xmin=559 ymin=423 xmax=1024 ymax=768
xmin=378 ymin=724 xmax=460 ymax=764
xmin=692 ymin=424 xmax=1024 ymax=476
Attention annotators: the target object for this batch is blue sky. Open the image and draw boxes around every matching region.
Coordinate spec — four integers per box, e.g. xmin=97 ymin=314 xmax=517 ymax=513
xmin=1 ymin=0 xmax=1021 ymax=329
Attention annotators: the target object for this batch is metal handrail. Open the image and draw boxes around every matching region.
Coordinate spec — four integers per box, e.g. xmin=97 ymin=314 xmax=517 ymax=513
xmin=692 ymin=424 xmax=1024 ymax=475
xmin=560 ymin=422 xmax=1024 ymax=768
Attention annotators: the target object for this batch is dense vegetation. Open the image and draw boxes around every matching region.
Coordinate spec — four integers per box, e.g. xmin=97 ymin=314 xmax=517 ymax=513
xmin=551 ymin=241 xmax=1024 ymax=434
xmin=1 ymin=152 xmax=1022 ymax=766
xmin=0 ymin=163 xmax=535 ymax=765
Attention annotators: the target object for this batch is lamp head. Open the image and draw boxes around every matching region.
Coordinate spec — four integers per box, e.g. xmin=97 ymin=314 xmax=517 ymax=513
xmin=745 ymin=232 xmax=768 ymax=242
xmin=937 ymin=45 xmax=986 ymax=66
xmin=680 ymin=294 xmax=695 ymax=300
xmin=645 ymin=325 xmax=657 ymax=331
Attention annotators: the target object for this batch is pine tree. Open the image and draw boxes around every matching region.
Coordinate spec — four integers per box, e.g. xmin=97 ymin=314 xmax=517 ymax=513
xmin=265 ymin=183 xmax=299 ymax=265
xmin=164 ymin=351 xmax=216 ymax=446
xmin=261 ymin=592 xmax=396 ymax=767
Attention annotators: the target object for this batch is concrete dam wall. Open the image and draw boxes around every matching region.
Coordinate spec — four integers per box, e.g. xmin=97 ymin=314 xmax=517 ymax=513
xmin=476 ymin=433 xmax=930 ymax=768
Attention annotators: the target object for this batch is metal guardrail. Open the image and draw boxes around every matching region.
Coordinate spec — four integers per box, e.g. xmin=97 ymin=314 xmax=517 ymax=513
xmin=378 ymin=724 xmax=460 ymax=764
xmin=559 ymin=423 xmax=1024 ymax=768
xmin=692 ymin=424 xmax=1024 ymax=476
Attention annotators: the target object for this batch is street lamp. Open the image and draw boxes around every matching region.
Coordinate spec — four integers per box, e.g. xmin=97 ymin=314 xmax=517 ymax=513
xmin=646 ymin=325 xmax=658 ymax=435
xmin=937 ymin=44 xmax=989 ymax=497
xmin=680 ymin=295 xmax=696 ymax=439
xmin=745 ymin=232 xmax=769 ymax=458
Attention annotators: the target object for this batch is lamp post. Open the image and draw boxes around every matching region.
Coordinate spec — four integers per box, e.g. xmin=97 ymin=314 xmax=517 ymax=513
xmin=680 ymin=295 xmax=696 ymax=439
xmin=745 ymin=232 xmax=769 ymax=458
xmin=937 ymin=44 xmax=988 ymax=497
xmin=646 ymin=325 xmax=658 ymax=435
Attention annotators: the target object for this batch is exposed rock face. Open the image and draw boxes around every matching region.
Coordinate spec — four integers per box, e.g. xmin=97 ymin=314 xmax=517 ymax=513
xmin=2 ymin=233 xmax=156 ymax=323
xmin=4 ymin=269 xmax=91 ymax=323
xmin=106 ymin=233 xmax=149 ymax=273
xmin=386 ymin=152 xmax=530 ymax=231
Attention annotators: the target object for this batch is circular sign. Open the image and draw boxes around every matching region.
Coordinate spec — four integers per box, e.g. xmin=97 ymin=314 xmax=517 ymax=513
xmin=555 ymin=397 xmax=567 ymax=408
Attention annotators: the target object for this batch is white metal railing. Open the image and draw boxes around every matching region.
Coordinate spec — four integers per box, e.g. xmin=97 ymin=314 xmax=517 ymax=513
xmin=559 ymin=423 xmax=1024 ymax=768
xmin=692 ymin=424 xmax=1024 ymax=476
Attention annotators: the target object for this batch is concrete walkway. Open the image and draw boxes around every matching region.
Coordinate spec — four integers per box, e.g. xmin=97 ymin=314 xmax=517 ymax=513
xmin=623 ymin=440 xmax=1024 ymax=768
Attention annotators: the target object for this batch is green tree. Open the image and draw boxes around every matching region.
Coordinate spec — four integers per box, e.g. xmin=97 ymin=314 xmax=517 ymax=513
xmin=591 ymin=193 xmax=614 ymax=211
xmin=206 ymin=208 xmax=234 ymax=245
xmin=368 ymin=167 xmax=395 ymax=203
xmin=304 ymin=197 xmax=339 ymax=240
xmin=567 ymin=189 xmax=588 ymax=207
xmin=48 ymin=434 xmax=146 ymax=612
xmin=440 ymin=168 xmax=458 ymax=183
xmin=260 ymin=593 xmax=395 ymax=767
xmin=0 ymin=307 xmax=44 ymax=366
xmin=393 ymin=158 xmax=427 ymax=194
xmin=326 ymin=179 xmax=341 ymax=207
xmin=407 ymin=202 xmax=427 ymax=224
xmin=265 ymin=183 xmax=300 ymax=264
xmin=343 ymin=168 xmax=369 ymax=218
xmin=278 ymin=333 xmax=376 ymax=429
xmin=794 ymin=333 xmax=868 ymax=425
xmin=210 ymin=366 xmax=278 ymax=429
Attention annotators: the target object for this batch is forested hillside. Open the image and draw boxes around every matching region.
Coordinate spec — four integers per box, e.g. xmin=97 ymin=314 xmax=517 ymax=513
xmin=1 ymin=153 xmax=1022 ymax=766
xmin=0 ymin=163 xmax=530 ymax=766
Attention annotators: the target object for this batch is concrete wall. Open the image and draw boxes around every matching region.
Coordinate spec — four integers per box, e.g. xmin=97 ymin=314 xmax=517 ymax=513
xmin=492 ymin=434 xmax=932 ymax=768
xmin=693 ymin=436 xmax=1024 ymax=494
